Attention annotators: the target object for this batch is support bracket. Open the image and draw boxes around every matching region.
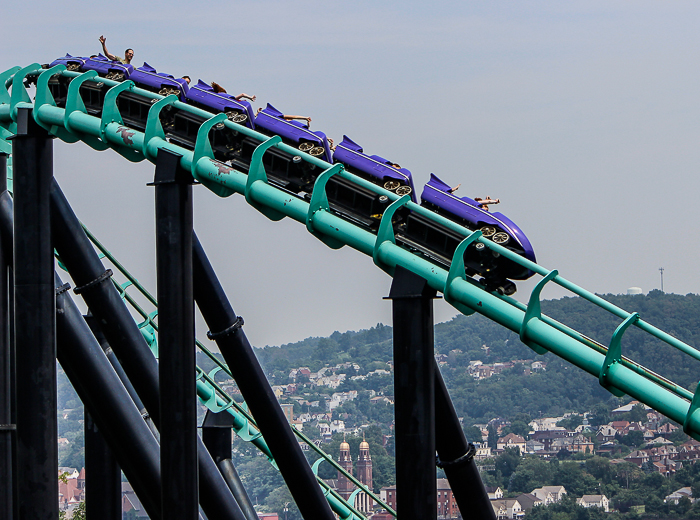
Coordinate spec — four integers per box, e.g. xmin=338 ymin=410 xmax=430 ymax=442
xmin=372 ymin=194 xmax=411 ymax=266
xmin=34 ymin=67 xmax=79 ymax=143
xmin=519 ymin=270 xmax=559 ymax=355
xmin=142 ymin=94 xmax=177 ymax=160
xmin=443 ymin=231 xmax=482 ymax=317
xmin=192 ymin=113 xmax=235 ymax=197
xmin=306 ymin=163 xmax=345 ymax=249
xmin=10 ymin=64 xmax=40 ymax=121
xmin=244 ymin=135 xmax=285 ymax=220
xmin=101 ymin=81 xmax=142 ymax=162
xmin=64 ymin=71 xmax=109 ymax=151
xmin=683 ymin=382 xmax=700 ymax=440
xmin=599 ymin=312 xmax=639 ymax=397
xmin=0 ymin=66 xmax=21 ymax=106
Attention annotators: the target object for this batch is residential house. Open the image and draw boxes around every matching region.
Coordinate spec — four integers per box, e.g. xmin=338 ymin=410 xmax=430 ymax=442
xmin=475 ymin=445 xmax=492 ymax=460
xmin=625 ymin=450 xmax=649 ymax=467
xmin=381 ymin=480 xmax=460 ymax=518
xmin=664 ymin=487 xmax=694 ymax=505
xmin=497 ymin=433 xmax=526 ymax=454
xmin=58 ymin=467 xmax=85 ymax=511
xmin=485 ymin=486 xmax=504 ymax=500
xmin=529 ymin=417 xmax=565 ymax=432
xmin=531 ymin=430 xmax=567 ymax=451
xmin=524 ymin=440 xmax=545 ymax=455
xmin=491 ymin=499 xmax=523 ymax=519
xmin=515 ymin=493 xmax=542 ymax=513
xmin=531 ymin=486 xmax=567 ymax=504
xmin=596 ymin=425 xmax=617 ymax=443
xmin=122 ymin=482 xmax=149 ymax=518
xmin=657 ymin=422 xmax=679 ymax=439
xmin=611 ymin=401 xmax=651 ymax=416
xmin=577 ymin=495 xmax=610 ymax=512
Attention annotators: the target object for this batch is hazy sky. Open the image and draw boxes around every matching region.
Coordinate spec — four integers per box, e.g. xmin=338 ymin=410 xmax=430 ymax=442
xmin=3 ymin=2 xmax=699 ymax=347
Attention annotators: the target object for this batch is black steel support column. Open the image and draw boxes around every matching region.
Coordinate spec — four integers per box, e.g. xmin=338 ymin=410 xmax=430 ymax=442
xmin=54 ymin=273 xmax=162 ymax=519
xmin=12 ymin=107 xmax=57 ymax=519
xmin=85 ymin=413 xmax=122 ymax=520
xmin=0 ymin=180 xmax=163 ymax=519
xmin=192 ymin=234 xmax=336 ymax=520
xmin=202 ymin=411 xmax=258 ymax=520
xmin=387 ymin=266 xmax=437 ymax=520
xmin=50 ymin=179 xmax=245 ymax=520
xmin=0 ymin=152 xmax=12 ymax=520
xmin=152 ymin=148 xmax=198 ymax=519
xmin=435 ymin=361 xmax=496 ymax=520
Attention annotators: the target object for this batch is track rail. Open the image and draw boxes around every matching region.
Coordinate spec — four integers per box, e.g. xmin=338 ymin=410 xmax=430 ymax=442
xmin=2 ymin=62 xmax=700 ymax=507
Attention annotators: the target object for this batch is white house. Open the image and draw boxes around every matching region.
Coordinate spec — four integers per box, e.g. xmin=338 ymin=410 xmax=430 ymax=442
xmin=532 ymin=486 xmax=567 ymax=504
xmin=577 ymin=495 xmax=610 ymax=512
xmin=491 ymin=499 xmax=523 ymax=519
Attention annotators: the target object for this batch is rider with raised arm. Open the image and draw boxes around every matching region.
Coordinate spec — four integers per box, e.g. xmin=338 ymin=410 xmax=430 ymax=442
xmin=98 ymin=35 xmax=134 ymax=65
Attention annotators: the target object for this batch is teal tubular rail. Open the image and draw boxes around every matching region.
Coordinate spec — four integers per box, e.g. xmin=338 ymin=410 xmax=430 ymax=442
xmin=2 ymin=63 xmax=700 ymax=499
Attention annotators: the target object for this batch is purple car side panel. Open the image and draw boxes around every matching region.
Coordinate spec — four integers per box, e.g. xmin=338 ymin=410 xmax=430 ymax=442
xmin=49 ymin=54 xmax=89 ymax=70
xmin=333 ymin=135 xmax=416 ymax=202
xmin=421 ymin=173 xmax=536 ymax=263
xmin=254 ymin=104 xmax=332 ymax=161
xmin=128 ymin=62 xmax=188 ymax=101
xmin=82 ymin=54 xmax=133 ymax=78
xmin=185 ymin=80 xmax=255 ymax=129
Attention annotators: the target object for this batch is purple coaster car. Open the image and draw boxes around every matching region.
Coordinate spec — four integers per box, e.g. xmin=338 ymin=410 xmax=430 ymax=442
xmin=49 ymin=54 xmax=90 ymax=72
xmin=421 ymin=173 xmax=536 ymax=280
xmin=254 ymin=104 xmax=332 ymax=162
xmin=82 ymin=54 xmax=133 ymax=81
xmin=128 ymin=63 xmax=189 ymax=101
xmin=333 ymin=135 xmax=416 ymax=201
xmin=185 ymin=80 xmax=255 ymax=129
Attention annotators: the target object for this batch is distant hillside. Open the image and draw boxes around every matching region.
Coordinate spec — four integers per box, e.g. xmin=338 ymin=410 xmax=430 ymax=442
xmin=254 ymin=290 xmax=700 ymax=424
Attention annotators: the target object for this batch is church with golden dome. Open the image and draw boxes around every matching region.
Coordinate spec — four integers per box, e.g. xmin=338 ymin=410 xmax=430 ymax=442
xmin=334 ymin=436 xmax=374 ymax=514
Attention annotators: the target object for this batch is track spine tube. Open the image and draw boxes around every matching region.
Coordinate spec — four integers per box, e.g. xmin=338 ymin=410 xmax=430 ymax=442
xmin=202 ymin=410 xmax=258 ymax=520
xmin=0 ymin=152 xmax=12 ymax=520
xmin=85 ymin=412 xmax=122 ymax=520
xmin=12 ymin=107 xmax=57 ymax=519
xmin=49 ymin=180 xmax=246 ymax=520
xmin=434 ymin=360 xmax=496 ymax=520
xmin=192 ymin=233 xmax=337 ymax=520
xmin=386 ymin=266 xmax=437 ymax=520
xmin=153 ymin=148 xmax=199 ymax=519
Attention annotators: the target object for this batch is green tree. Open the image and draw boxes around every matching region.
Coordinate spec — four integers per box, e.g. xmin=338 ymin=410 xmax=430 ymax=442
xmin=71 ymin=501 xmax=86 ymax=520
xmin=487 ymin=424 xmax=498 ymax=449
xmin=617 ymin=430 xmax=644 ymax=448
xmin=493 ymin=447 xmax=521 ymax=482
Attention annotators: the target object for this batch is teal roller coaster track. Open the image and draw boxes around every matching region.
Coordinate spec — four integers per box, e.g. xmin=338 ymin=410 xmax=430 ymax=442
xmin=1 ymin=62 xmax=699 ymax=518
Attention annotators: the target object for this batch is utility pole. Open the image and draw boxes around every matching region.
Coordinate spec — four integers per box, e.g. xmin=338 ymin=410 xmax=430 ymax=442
xmin=659 ymin=267 xmax=665 ymax=292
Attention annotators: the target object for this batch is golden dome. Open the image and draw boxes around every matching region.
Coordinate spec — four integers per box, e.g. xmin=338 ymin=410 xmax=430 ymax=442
xmin=340 ymin=441 xmax=350 ymax=450
xmin=360 ymin=440 xmax=369 ymax=449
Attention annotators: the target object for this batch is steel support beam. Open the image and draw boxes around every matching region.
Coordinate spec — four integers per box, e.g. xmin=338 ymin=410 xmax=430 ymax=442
xmin=0 ymin=152 xmax=12 ymax=520
xmin=49 ymin=179 xmax=245 ymax=520
xmin=85 ymin=412 xmax=122 ymax=520
xmin=202 ymin=410 xmax=258 ymax=520
xmin=435 ymin=362 xmax=496 ymax=520
xmin=387 ymin=266 xmax=437 ymax=520
xmin=192 ymin=233 xmax=336 ymax=520
xmin=153 ymin=148 xmax=198 ymax=519
xmin=12 ymin=107 xmax=57 ymax=519
xmin=54 ymin=272 xmax=162 ymax=519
